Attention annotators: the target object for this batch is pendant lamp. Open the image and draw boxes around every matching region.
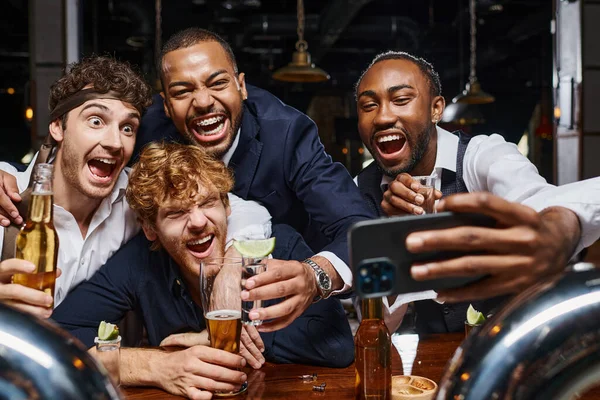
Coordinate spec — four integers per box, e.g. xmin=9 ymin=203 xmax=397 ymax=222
xmin=452 ymin=0 xmax=494 ymax=104
xmin=272 ymin=0 xmax=330 ymax=83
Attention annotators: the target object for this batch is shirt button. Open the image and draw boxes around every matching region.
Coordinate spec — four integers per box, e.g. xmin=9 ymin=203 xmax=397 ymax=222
xmin=443 ymin=306 xmax=450 ymax=315
xmin=176 ymin=279 xmax=181 ymax=286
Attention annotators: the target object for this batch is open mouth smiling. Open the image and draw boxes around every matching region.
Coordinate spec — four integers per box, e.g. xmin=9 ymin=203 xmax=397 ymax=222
xmin=375 ymin=132 xmax=407 ymax=155
xmin=189 ymin=115 xmax=227 ymax=140
xmin=186 ymin=234 xmax=214 ymax=255
xmin=88 ymin=158 xmax=118 ymax=180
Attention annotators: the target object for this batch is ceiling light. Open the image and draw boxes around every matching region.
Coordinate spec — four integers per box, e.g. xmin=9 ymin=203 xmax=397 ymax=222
xmin=272 ymin=0 xmax=330 ymax=83
xmin=452 ymin=0 xmax=494 ymax=105
xmin=441 ymin=103 xmax=485 ymax=125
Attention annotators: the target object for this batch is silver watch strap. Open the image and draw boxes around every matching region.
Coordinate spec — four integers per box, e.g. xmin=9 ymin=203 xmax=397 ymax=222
xmin=303 ymin=258 xmax=332 ymax=301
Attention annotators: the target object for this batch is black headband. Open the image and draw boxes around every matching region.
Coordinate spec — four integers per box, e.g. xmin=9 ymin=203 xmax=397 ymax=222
xmin=48 ymin=88 xmax=129 ymax=121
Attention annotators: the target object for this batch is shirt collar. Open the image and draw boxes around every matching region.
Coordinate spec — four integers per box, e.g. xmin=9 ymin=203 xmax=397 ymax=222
xmin=110 ymin=168 xmax=130 ymax=204
xmin=435 ymin=125 xmax=459 ymax=173
xmin=379 ymin=126 xmax=459 ymax=192
xmin=221 ymin=128 xmax=241 ymax=166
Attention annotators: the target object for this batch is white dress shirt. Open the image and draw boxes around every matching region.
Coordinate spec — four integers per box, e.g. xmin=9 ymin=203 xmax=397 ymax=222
xmin=224 ymin=129 xmax=352 ymax=295
xmin=381 ymin=126 xmax=600 ymax=254
xmin=362 ymin=126 xmax=600 ymax=314
xmin=0 ymin=155 xmax=272 ymax=307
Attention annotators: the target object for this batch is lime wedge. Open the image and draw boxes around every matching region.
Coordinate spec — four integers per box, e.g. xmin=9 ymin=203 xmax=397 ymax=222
xmin=233 ymin=238 xmax=276 ymax=258
xmin=97 ymin=321 xmax=120 ymax=340
xmin=466 ymin=304 xmax=486 ymax=325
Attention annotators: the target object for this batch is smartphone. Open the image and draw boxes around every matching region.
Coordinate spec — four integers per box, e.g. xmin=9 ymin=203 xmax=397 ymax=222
xmin=349 ymin=212 xmax=497 ymax=298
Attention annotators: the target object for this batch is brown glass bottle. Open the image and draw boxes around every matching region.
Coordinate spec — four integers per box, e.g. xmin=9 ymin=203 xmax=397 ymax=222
xmin=12 ymin=164 xmax=59 ymax=306
xmin=355 ymin=297 xmax=392 ymax=399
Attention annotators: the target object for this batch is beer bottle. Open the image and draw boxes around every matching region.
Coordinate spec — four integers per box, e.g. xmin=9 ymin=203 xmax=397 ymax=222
xmin=12 ymin=163 xmax=59 ymax=306
xmin=355 ymin=297 xmax=392 ymax=399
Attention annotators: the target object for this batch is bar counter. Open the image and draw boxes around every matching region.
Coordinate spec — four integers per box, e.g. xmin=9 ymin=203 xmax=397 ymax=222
xmin=122 ymin=333 xmax=600 ymax=399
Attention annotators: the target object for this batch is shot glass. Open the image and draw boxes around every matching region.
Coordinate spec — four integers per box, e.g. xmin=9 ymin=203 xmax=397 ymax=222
xmin=411 ymin=175 xmax=438 ymax=214
xmin=94 ymin=335 xmax=121 ymax=387
xmin=242 ymin=256 xmax=267 ymax=326
xmin=464 ymin=313 xmax=493 ymax=338
xmin=464 ymin=321 xmax=482 ymax=337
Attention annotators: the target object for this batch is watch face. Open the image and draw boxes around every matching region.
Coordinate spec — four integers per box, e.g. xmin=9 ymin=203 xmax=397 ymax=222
xmin=318 ymin=273 xmax=332 ymax=290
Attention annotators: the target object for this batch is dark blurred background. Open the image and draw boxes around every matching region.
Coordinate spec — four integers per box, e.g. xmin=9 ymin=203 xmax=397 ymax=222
xmin=0 ymin=0 xmax=556 ymax=179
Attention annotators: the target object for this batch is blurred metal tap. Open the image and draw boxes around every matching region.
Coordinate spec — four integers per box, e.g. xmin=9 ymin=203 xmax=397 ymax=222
xmin=437 ymin=264 xmax=600 ymax=400
xmin=0 ymin=303 xmax=122 ymax=399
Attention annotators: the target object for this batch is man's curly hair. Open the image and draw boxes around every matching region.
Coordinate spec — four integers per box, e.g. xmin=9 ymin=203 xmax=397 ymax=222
xmin=126 ymin=142 xmax=233 ymax=234
xmin=49 ymin=55 xmax=153 ymax=126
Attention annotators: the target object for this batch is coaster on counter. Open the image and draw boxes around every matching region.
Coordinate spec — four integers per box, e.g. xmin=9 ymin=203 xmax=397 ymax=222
xmin=392 ymin=375 xmax=437 ymax=400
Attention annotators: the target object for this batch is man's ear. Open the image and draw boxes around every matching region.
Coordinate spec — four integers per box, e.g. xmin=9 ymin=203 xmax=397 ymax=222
xmin=160 ymin=92 xmax=172 ymax=119
xmin=142 ymin=223 xmax=158 ymax=242
xmin=431 ymin=95 xmax=445 ymax=125
xmin=48 ymin=119 xmax=65 ymax=143
xmin=237 ymin=72 xmax=248 ymax=101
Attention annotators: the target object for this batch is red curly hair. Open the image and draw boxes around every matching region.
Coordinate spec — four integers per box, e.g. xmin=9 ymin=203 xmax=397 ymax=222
xmin=126 ymin=142 xmax=233 ymax=231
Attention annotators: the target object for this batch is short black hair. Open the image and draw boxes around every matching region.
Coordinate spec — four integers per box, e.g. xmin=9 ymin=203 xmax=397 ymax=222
xmin=355 ymin=51 xmax=442 ymax=99
xmin=158 ymin=28 xmax=238 ymax=79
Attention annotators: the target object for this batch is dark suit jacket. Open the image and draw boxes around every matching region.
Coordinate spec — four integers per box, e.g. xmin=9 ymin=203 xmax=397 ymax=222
xmin=135 ymin=85 xmax=375 ymax=263
xmin=52 ymin=224 xmax=355 ymax=368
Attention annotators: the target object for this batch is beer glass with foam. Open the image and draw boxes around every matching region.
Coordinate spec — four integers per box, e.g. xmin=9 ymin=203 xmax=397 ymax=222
xmin=200 ymin=257 xmax=246 ymax=397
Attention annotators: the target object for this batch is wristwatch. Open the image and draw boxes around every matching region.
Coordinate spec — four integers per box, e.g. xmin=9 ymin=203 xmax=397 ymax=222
xmin=303 ymin=258 xmax=333 ymax=302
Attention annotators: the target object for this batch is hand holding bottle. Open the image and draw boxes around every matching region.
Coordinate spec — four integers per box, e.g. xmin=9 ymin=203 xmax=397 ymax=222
xmin=0 ymin=258 xmax=54 ymax=317
xmin=13 ymin=164 xmax=59 ymax=307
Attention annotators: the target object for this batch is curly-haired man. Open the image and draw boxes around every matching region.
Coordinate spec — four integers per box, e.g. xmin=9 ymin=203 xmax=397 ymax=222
xmin=0 ymin=56 xmax=270 ymax=317
xmin=52 ymin=142 xmax=354 ymax=397
xmin=0 ymin=55 xmax=152 ymax=316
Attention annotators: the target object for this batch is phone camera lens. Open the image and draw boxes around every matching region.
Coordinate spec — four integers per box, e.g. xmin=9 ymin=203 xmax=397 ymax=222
xmin=380 ymin=274 xmax=392 ymax=291
xmin=362 ymin=277 xmax=374 ymax=293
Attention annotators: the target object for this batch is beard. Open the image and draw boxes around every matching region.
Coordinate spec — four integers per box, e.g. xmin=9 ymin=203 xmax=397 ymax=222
xmin=163 ymin=223 xmax=229 ymax=272
xmin=59 ymin=136 xmax=113 ymax=200
xmin=373 ymin=124 xmax=433 ymax=179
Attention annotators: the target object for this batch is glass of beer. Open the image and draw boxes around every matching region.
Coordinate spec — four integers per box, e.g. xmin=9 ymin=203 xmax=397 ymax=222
xmin=200 ymin=257 xmax=247 ymax=397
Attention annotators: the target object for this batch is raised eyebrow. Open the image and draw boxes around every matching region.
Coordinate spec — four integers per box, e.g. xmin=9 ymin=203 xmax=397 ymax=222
xmin=79 ymin=103 xmax=111 ymax=115
xmin=126 ymin=112 xmax=141 ymax=123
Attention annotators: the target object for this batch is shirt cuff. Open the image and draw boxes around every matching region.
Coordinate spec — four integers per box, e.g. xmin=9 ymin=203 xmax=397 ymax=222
xmin=316 ymin=251 xmax=352 ymax=295
xmin=382 ymin=290 xmax=439 ymax=313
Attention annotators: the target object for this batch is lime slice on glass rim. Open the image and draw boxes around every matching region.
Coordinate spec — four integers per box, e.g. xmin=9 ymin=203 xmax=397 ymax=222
xmin=233 ymin=238 xmax=276 ymax=258
xmin=97 ymin=320 xmax=120 ymax=340
xmin=466 ymin=304 xmax=486 ymax=325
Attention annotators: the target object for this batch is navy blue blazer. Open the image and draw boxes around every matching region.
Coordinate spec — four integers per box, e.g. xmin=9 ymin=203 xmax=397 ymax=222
xmin=135 ymin=85 xmax=375 ymax=263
